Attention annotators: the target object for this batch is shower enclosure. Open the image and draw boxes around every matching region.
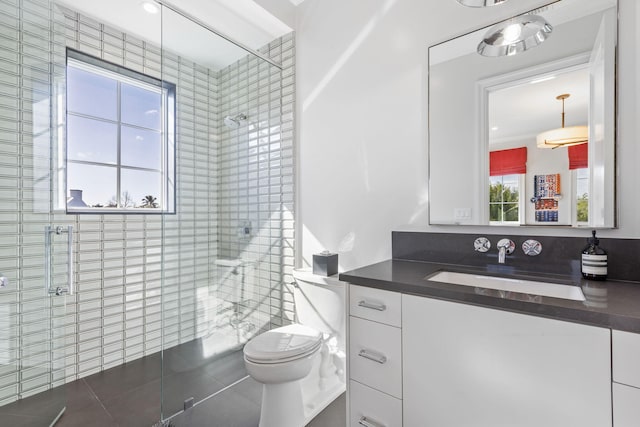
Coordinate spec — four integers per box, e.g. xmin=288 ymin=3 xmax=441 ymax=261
xmin=0 ymin=0 xmax=295 ymax=424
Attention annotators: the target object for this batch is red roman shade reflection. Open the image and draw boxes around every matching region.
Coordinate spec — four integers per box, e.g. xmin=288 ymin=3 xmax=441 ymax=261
xmin=568 ymin=143 xmax=588 ymax=170
xmin=489 ymin=147 xmax=527 ymax=176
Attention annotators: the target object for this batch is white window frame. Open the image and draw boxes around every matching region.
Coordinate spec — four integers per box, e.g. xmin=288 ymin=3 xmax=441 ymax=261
xmin=573 ymin=167 xmax=590 ymax=226
xmin=65 ymin=49 xmax=176 ymax=214
xmin=489 ymin=174 xmax=524 ymax=226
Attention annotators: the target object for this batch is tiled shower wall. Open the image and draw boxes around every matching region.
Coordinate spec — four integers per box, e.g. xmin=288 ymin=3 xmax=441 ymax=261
xmin=62 ymin=8 xmax=222 ymax=378
xmin=0 ymin=0 xmax=295 ymax=404
xmin=0 ymin=0 xmax=70 ymax=403
xmin=215 ymin=33 xmax=296 ymax=337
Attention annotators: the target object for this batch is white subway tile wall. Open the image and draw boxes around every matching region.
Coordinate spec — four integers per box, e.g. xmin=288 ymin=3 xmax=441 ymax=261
xmin=215 ymin=32 xmax=296 ymax=344
xmin=0 ymin=0 xmax=70 ymax=404
xmin=0 ymin=0 xmax=295 ymax=406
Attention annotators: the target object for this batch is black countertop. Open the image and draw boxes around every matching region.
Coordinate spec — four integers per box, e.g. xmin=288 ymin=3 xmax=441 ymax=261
xmin=339 ymin=259 xmax=640 ymax=333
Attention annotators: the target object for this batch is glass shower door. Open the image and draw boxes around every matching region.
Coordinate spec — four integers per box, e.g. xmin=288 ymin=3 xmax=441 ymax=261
xmin=0 ymin=225 xmax=72 ymax=426
xmin=0 ymin=0 xmax=69 ymax=424
xmin=159 ymin=2 xmax=287 ymax=423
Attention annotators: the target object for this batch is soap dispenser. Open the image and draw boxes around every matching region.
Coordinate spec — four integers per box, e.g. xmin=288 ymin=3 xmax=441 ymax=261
xmin=581 ymin=230 xmax=607 ymax=280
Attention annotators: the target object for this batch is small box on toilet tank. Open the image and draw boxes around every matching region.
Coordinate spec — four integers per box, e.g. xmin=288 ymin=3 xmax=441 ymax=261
xmin=312 ymin=251 xmax=338 ymax=276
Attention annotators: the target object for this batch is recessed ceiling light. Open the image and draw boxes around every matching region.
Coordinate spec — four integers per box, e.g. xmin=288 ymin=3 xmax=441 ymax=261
xmin=491 ymin=126 xmax=499 ymax=131
xmin=530 ymin=75 xmax=556 ymax=85
xmin=141 ymin=1 xmax=159 ymax=14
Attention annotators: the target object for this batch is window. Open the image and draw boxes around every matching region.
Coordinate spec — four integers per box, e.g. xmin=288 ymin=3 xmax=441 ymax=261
xmin=489 ymin=148 xmax=526 ymax=224
xmin=568 ymin=143 xmax=589 ymax=224
xmin=489 ymin=174 xmax=522 ymax=224
xmin=575 ymin=168 xmax=589 ymax=223
xmin=65 ymin=49 xmax=175 ymax=213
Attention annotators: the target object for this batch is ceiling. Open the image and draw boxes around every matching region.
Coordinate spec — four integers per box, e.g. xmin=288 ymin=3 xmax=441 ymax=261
xmin=489 ymin=67 xmax=589 ymax=145
xmin=56 ymin=0 xmax=293 ymax=70
xmin=430 ymin=0 xmax=612 ymax=146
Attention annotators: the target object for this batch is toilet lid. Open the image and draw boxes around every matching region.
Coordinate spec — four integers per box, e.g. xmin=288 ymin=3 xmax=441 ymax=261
xmin=244 ymin=324 xmax=322 ymax=364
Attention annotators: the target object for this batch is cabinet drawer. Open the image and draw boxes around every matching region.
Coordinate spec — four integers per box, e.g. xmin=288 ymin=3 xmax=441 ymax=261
xmin=349 ymin=284 xmax=401 ymax=327
xmin=349 ymin=316 xmax=402 ymax=398
xmin=613 ymin=330 xmax=640 ymax=388
xmin=613 ymin=383 xmax=640 ymax=427
xmin=349 ymin=380 xmax=402 ymax=427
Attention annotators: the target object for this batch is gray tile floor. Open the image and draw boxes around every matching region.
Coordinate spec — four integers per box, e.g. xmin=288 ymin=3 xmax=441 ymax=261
xmin=169 ymin=379 xmax=345 ymax=427
xmin=306 ymin=392 xmax=346 ymax=427
xmin=0 ymin=340 xmax=345 ymax=427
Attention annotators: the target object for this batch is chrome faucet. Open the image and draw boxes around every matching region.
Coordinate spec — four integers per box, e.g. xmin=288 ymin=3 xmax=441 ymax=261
xmin=496 ymin=239 xmax=515 ymax=264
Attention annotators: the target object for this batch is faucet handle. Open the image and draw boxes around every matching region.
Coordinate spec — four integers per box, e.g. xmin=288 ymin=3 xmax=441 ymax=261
xmin=474 ymin=237 xmax=491 ymax=253
xmin=522 ymin=239 xmax=542 ymax=256
xmin=497 ymin=239 xmax=515 ymax=254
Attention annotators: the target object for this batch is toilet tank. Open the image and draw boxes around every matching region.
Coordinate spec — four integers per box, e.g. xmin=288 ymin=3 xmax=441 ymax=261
xmin=292 ymin=268 xmax=345 ymax=349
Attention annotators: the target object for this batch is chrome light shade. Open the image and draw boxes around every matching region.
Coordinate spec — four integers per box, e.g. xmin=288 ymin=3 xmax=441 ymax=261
xmin=477 ymin=14 xmax=552 ymax=57
xmin=456 ymin=0 xmax=508 ymax=7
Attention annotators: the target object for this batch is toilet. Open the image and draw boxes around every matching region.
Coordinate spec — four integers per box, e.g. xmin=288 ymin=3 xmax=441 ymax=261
xmin=243 ymin=268 xmax=345 ymax=427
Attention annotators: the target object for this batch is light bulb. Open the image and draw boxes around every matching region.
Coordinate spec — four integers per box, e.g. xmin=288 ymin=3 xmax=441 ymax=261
xmin=502 ymin=23 xmax=522 ymax=43
xmin=141 ymin=1 xmax=159 ymax=14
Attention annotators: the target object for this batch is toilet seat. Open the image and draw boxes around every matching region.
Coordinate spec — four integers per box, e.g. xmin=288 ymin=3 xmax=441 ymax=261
xmin=244 ymin=324 xmax=322 ymax=364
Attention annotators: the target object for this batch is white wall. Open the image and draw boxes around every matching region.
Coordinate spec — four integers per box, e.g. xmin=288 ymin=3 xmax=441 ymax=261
xmin=295 ymin=0 xmax=640 ymax=271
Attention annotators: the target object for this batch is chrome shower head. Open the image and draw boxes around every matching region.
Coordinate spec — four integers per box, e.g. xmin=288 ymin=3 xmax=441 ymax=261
xmin=223 ymin=113 xmax=247 ymax=129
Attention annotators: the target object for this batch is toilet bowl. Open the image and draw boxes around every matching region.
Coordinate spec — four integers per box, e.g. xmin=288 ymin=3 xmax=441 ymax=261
xmin=243 ymin=268 xmax=346 ymax=427
xmin=244 ymin=324 xmax=323 ymax=427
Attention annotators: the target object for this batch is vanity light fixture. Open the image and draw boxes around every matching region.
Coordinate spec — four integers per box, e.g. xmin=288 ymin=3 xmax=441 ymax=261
xmin=456 ymin=0 xmax=509 ymax=7
xmin=141 ymin=1 xmax=160 ymax=14
xmin=477 ymin=14 xmax=552 ymax=57
xmin=536 ymin=93 xmax=588 ymax=149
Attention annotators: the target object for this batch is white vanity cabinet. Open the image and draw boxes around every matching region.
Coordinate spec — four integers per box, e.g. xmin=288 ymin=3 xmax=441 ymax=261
xmin=346 ymin=282 xmax=628 ymax=427
xmin=402 ymin=295 xmax=612 ymax=427
xmin=348 ymin=285 xmax=402 ymax=427
xmin=612 ymin=330 xmax=640 ymax=426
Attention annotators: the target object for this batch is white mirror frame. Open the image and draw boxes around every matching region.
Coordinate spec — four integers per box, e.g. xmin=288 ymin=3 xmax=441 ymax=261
xmin=476 ymin=53 xmax=591 ymax=225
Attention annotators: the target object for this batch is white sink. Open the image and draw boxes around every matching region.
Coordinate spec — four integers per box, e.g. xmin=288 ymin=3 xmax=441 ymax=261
xmin=427 ymin=271 xmax=585 ymax=302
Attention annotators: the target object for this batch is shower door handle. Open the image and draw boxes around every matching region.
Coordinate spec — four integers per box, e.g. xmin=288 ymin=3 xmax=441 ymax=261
xmin=45 ymin=225 xmax=74 ymax=296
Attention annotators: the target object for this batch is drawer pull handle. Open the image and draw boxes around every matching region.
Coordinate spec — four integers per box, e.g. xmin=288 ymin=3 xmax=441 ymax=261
xmin=358 ymin=348 xmax=387 ymax=364
xmin=358 ymin=300 xmax=386 ymax=311
xmin=359 ymin=415 xmax=385 ymax=427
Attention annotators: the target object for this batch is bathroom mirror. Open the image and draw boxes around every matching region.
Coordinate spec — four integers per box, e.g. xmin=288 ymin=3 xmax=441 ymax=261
xmin=428 ymin=0 xmax=617 ymax=227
